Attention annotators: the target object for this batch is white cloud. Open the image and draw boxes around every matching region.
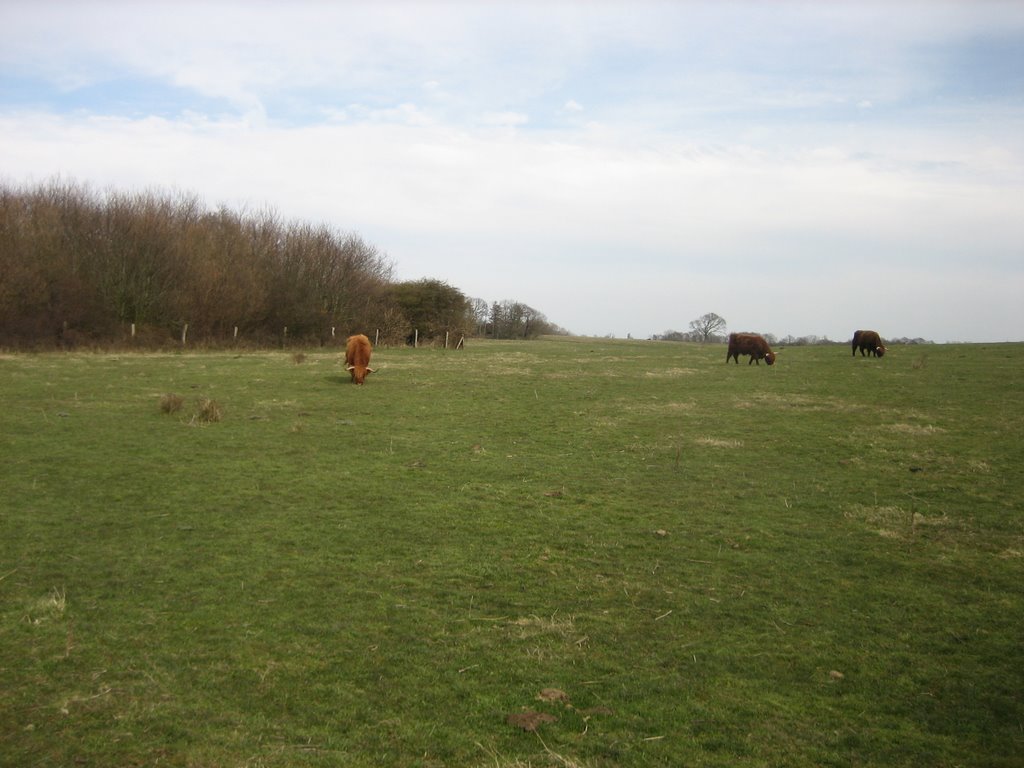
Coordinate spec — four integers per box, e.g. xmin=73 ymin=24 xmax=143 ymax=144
xmin=1 ymin=1 xmax=1022 ymax=341
xmin=478 ymin=111 xmax=529 ymax=127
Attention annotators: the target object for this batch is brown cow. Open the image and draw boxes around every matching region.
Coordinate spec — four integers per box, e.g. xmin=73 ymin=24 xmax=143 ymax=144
xmin=726 ymin=333 xmax=776 ymax=366
xmin=852 ymin=330 xmax=886 ymax=358
xmin=345 ymin=334 xmax=375 ymax=384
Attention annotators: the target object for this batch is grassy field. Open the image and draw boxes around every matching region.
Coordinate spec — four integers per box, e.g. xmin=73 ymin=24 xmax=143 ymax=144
xmin=1 ymin=338 xmax=1022 ymax=767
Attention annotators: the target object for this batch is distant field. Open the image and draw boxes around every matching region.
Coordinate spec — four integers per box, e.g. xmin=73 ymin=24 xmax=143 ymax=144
xmin=1 ymin=339 xmax=1022 ymax=767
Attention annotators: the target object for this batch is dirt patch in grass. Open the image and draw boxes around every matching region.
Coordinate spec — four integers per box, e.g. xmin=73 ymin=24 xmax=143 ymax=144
xmin=506 ymin=711 xmax=558 ymax=732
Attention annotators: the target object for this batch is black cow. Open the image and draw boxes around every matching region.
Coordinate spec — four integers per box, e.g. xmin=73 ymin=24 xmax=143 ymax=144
xmin=727 ymin=333 xmax=776 ymax=366
xmin=852 ymin=330 xmax=886 ymax=358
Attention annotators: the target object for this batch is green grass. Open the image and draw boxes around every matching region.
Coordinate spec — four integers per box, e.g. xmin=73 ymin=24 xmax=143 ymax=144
xmin=1 ymin=339 xmax=1022 ymax=767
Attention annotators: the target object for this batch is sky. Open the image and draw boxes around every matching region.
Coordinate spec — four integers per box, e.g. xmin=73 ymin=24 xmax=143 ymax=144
xmin=1 ymin=1 xmax=1022 ymax=342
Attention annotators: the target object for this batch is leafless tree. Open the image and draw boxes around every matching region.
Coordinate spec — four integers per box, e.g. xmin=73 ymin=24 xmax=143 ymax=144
xmin=0 ymin=178 xmax=569 ymax=348
xmin=689 ymin=312 xmax=727 ymax=342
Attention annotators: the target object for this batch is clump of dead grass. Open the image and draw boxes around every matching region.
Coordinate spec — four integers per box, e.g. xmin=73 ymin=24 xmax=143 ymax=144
xmin=885 ymin=423 xmax=945 ymax=436
xmin=159 ymin=393 xmax=184 ymax=414
xmin=163 ymin=393 xmax=224 ymax=424
xmin=844 ymin=504 xmax=962 ymax=540
xmin=509 ymin=613 xmax=577 ymax=640
xmin=695 ymin=436 xmax=744 ymax=448
xmin=29 ymin=587 xmax=66 ymax=625
xmin=292 ymin=352 xmax=306 ymax=364
xmin=196 ymin=397 xmax=223 ymax=423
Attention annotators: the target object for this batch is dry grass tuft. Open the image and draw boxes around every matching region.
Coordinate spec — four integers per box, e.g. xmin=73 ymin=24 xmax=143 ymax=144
xmin=29 ymin=587 xmax=67 ymax=624
xmin=292 ymin=352 xmax=306 ymax=364
xmin=196 ymin=398 xmax=223 ymax=423
xmin=510 ymin=613 xmax=576 ymax=640
xmin=695 ymin=436 xmax=743 ymax=448
xmin=844 ymin=504 xmax=963 ymax=540
xmin=885 ymin=423 xmax=944 ymax=436
xmin=159 ymin=393 xmax=184 ymax=414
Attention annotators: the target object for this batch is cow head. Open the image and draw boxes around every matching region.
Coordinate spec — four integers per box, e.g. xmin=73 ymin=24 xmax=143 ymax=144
xmin=764 ymin=351 xmax=776 ymax=365
xmin=346 ymin=365 xmax=375 ymax=384
xmin=877 ymin=346 xmax=886 ymax=357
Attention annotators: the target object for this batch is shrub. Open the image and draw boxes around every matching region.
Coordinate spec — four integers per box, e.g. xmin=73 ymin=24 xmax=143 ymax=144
xmin=159 ymin=393 xmax=184 ymax=414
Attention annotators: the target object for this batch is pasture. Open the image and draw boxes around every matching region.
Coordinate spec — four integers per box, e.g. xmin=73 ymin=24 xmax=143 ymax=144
xmin=1 ymin=338 xmax=1022 ymax=767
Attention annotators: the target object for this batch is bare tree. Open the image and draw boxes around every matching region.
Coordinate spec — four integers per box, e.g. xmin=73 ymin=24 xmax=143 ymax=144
xmin=689 ymin=312 xmax=727 ymax=342
xmin=469 ymin=297 xmax=489 ymax=336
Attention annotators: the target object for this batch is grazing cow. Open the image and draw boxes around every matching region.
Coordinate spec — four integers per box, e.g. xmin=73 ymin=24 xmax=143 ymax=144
xmin=852 ymin=330 xmax=886 ymax=358
xmin=345 ymin=334 xmax=375 ymax=384
xmin=726 ymin=333 xmax=776 ymax=366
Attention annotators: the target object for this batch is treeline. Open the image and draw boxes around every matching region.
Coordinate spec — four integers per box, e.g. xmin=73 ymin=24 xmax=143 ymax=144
xmin=0 ymin=180 xmax=566 ymax=348
xmin=654 ymin=331 xmax=933 ymax=345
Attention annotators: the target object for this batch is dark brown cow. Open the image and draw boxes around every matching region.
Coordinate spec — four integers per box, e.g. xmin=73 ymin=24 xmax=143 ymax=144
xmin=345 ymin=334 xmax=375 ymax=384
xmin=852 ymin=330 xmax=886 ymax=358
xmin=726 ymin=333 xmax=776 ymax=366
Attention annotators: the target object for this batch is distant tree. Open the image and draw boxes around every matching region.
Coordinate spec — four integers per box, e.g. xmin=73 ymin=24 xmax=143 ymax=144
xmin=486 ymin=299 xmax=561 ymax=339
xmin=689 ymin=312 xmax=727 ymax=342
xmin=389 ymin=279 xmax=472 ymax=342
xmin=469 ymin=297 xmax=490 ymax=336
xmin=0 ymin=178 xmax=570 ymax=348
